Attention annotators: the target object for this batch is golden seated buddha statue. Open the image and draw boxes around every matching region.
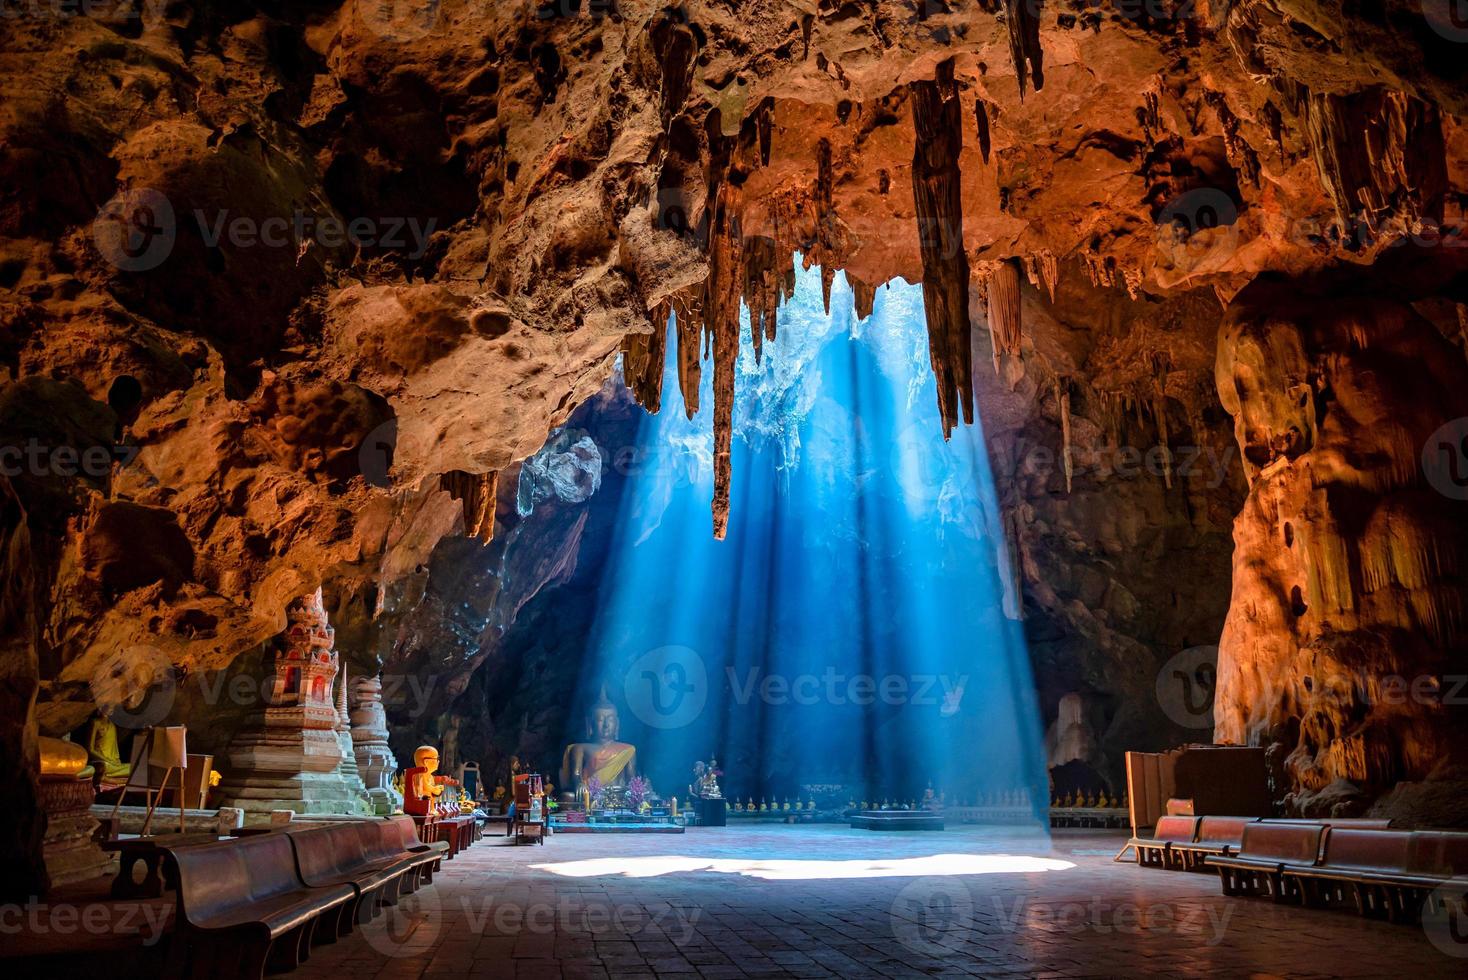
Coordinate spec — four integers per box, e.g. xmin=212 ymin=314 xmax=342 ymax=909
xmin=559 ymin=687 xmax=639 ymax=804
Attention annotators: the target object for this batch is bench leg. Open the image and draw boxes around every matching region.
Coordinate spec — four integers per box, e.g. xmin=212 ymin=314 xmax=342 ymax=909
xmin=235 ymin=937 xmax=270 ymax=980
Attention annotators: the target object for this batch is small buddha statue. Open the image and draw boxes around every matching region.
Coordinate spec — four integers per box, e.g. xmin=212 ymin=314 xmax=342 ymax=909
xmin=559 ymin=687 xmax=639 ymax=801
xmin=86 ymin=713 xmax=132 ymax=781
xmin=403 ymin=745 xmax=458 ymax=817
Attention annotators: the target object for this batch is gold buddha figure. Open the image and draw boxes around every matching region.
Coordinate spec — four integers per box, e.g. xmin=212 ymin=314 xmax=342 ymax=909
xmin=559 ymin=687 xmax=638 ymax=801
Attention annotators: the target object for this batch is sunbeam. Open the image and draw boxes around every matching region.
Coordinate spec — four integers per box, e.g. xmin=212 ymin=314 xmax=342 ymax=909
xmin=567 ymin=259 xmax=1048 ymax=820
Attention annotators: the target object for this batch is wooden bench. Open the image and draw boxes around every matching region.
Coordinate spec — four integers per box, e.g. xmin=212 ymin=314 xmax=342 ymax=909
xmin=1127 ymin=815 xmax=1199 ymax=869
xmin=1208 ymin=821 xmax=1325 ymax=901
xmin=102 ymin=832 xmax=223 ymax=898
xmin=1170 ymin=815 xmax=1256 ymax=871
xmin=1282 ymin=828 xmax=1414 ymax=917
xmin=373 ymin=816 xmax=446 ymax=886
xmin=163 ymin=832 xmax=354 ymax=979
xmin=1262 ymin=817 xmax=1393 ymax=829
xmin=285 ymin=823 xmax=415 ymax=935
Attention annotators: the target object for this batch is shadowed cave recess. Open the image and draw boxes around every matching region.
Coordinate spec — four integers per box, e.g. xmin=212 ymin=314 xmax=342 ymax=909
xmin=2 ymin=0 xmax=1468 ymax=933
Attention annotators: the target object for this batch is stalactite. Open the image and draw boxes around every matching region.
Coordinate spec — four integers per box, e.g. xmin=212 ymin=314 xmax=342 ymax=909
xmin=1287 ymin=84 xmax=1447 ymax=232
xmin=1205 ymin=90 xmax=1261 ymax=188
xmin=850 ymin=275 xmax=876 ymax=321
xmin=671 ymin=297 xmax=702 ymax=419
xmin=987 ymin=257 xmax=1023 ymax=373
xmin=909 ymin=59 xmax=974 ymax=436
xmin=821 ymin=265 xmax=835 ymax=316
xmin=1023 ymin=250 xmax=1058 ymax=303
xmin=756 ymin=98 xmax=774 ymax=167
xmin=1005 ymin=507 xmax=1025 ymax=621
xmin=974 ymin=97 xmax=992 ymax=165
xmin=1057 ymin=378 xmax=1073 ymax=494
xmin=619 ymin=306 xmax=667 ymax=413
xmin=440 ymin=470 xmax=498 ymax=543
xmin=1004 ymin=0 xmax=1044 ymax=99
xmin=1122 ymin=267 xmax=1143 ymax=300
xmin=1155 ymin=396 xmax=1172 ymax=489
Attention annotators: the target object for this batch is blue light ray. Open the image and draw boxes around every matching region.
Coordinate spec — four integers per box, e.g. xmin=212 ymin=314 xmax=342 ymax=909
xmin=578 ymin=260 xmax=1047 ymax=824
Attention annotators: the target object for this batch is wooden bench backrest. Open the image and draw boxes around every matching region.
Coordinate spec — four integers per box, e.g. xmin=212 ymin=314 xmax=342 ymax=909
xmin=170 ymin=833 xmax=303 ymax=924
xmin=357 ymin=817 xmax=418 ymax=862
xmin=1196 ymin=815 xmax=1254 ymax=846
xmin=1238 ymin=822 xmax=1324 ymax=864
xmin=1264 ymin=817 xmax=1393 ymax=829
xmin=289 ymin=824 xmax=369 ymax=884
xmin=1408 ymin=831 xmax=1468 ymax=877
xmin=1319 ymin=829 xmax=1412 ymax=873
xmin=1154 ymin=815 xmax=1200 ymax=843
xmin=383 ymin=815 xmax=421 ymax=852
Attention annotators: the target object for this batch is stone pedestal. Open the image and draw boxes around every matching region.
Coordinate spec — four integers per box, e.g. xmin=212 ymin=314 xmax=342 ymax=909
xmin=350 ymin=674 xmax=402 ymax=815
xmin=40 ymin=778 xmax=111 ymax=887
xmin=218 ymin=590 xmax=368 ymax=815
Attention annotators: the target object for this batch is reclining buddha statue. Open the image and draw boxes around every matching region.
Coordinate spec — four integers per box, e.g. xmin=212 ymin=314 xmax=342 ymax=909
xmin=559 ymin=687 xmax=638 ymax=805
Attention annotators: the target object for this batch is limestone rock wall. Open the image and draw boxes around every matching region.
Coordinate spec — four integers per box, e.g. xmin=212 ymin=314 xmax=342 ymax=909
xmin=1216 ymin=278 xmax=1468 ymax=818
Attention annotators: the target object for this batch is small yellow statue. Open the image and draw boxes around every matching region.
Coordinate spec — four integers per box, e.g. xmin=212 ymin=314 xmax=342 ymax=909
xmin=86 ymin=714 xmax=132 ymax=781
xmin=404 ymin=745 xmax=458 ymax=816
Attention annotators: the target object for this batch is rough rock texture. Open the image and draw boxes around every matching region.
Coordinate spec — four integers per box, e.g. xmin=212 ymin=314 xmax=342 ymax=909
xmin=1216 ymin=271 xmax=1468 ymax=817
xmin=2 ymin=0 xmax=1467 ymax=890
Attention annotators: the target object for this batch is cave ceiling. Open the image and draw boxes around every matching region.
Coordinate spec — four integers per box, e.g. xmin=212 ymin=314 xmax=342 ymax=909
xmin=2 ymin=0 xmax=1466 ymax=756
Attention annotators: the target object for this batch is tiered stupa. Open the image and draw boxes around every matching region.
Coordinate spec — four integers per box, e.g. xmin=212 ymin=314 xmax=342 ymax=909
xmin=217 ymin=589 xmax=368 ymax=815
xmin=350 ymin=674 xmax=403 ymax=814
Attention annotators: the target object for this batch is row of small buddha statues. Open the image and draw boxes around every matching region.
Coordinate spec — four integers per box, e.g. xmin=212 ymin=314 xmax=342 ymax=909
xmin=733 ymin=799 xmax=819 ymax=812
xmin=1051 ymin=790 xmax=1126 ymax=809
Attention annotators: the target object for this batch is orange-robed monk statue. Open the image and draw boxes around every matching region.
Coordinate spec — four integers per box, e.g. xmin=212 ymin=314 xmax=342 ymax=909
xmin=403 ymin=744 xmax=458 ymax=816
xmin=560 ymin=687 xmax=638 ymax=801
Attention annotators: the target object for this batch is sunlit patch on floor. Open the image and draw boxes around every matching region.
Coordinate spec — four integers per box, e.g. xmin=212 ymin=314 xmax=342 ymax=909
xmin=530 ymin=852 xmax=1075 ymax=880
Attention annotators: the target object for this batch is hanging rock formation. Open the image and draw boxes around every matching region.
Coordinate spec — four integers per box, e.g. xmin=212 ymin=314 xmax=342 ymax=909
xmin=909 ymin=59 xmax=974 ymax=437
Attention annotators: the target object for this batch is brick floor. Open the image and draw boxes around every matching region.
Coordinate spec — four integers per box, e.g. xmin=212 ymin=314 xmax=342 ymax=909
xmin=292 ymin=825 xmax=1467 ymax=978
